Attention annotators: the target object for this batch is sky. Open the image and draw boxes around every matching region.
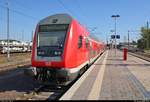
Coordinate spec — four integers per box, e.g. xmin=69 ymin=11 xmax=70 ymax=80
xmin=0 ymin=0 xmax=150 ymax=43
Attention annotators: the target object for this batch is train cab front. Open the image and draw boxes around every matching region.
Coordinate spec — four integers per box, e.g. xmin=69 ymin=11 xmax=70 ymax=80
xmin=24 ymin=14 xmax=74 ymax=86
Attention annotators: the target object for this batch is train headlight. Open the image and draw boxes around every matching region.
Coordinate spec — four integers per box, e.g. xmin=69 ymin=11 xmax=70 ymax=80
xmin=54 ymin=51 xmax=62 ymax=55
xmin=54 ymin=51 xmax=58 ymax=55
xmin=58 ymin=51 xmax=61 ymax=55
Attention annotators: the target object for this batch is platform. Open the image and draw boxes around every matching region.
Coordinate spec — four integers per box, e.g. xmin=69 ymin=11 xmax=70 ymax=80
xmin=60 ymin=49 xmax=150 ymax=100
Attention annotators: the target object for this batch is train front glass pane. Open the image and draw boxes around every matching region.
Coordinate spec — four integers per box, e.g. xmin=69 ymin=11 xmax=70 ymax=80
xmin=38 ymin=31 xmax=66 ymax=47
xmin=37 ymin=24 xmax=69 ymax=57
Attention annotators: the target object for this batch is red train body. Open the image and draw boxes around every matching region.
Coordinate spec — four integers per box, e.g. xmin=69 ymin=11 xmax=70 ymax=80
xmin=27 ymin=14 xmax=105 ymax=85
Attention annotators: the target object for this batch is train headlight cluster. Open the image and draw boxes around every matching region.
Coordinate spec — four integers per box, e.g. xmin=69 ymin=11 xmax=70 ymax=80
xmin=38 ymin=51 xmax=45 ymax=55
xmin=54 ymin=51 xmax=62 ymax=56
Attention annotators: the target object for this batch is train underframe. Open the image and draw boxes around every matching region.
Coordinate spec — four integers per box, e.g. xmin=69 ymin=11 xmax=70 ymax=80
xmin=24 ymin=66 xmax=86 ymax=86
xmin=24 ymin=54 xmax=101 ymax=86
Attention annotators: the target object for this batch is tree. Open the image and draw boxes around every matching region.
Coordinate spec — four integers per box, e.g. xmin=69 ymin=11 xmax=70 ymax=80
xmin=132 ymin=40 xmax=137 ymax=45
xmin=137 ymin=39 xmax=145 ymax=49
xmin=137 ymin=26 xmax=150 ymax=50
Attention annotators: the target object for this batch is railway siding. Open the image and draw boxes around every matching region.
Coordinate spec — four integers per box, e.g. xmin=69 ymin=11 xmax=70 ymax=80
xmin=0 ymin=53 xmax=31 ymax=72
xmin=128 ymin=52 xmax=150 ymax=62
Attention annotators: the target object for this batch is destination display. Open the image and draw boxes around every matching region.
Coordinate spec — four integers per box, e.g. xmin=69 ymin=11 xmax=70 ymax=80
xmin=39 ymin=24 xmax=69 ymax=32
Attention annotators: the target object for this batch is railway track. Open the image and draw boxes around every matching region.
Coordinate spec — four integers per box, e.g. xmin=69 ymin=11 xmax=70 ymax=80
xmin=0 ymin=52 xmax=31 ymax=73
xmin=14 ymin=78 xmax=78 ymax=100
xmin=128 ymin=51 xmax=150 ymax=62
xmin=0 ymin=52 xmax=31 ymax=57
xmin=23 ymin=85 xmax=68 ymax=100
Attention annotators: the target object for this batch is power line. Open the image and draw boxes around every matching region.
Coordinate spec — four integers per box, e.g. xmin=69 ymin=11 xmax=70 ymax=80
xmin=56 ymin=0 xmax=99 ymax=37
xmin=0 ymin=0 xmax=31 ymax=11
xmin=75 ymin=0 xmax=88 ymax=22
xmin=57 ymin=0 xmax=95 ymax=34
xmin=0 ymin=4 xmax=5 ymax=9
xmin=75 ymin=0 xmax=95 ymax=32
xmin=11 ymin=8 xmax=38 ymax=20
xmin=0 ymin=4 xmax=37 ymax=21
xmin=0 ymin=5 xmax=35 ymax=28
xmin=13 ymin=0 xmax=32 ymax=10
xmin=0 ymin=14 xmax=34 ymax=30
xmin=57 ymin=0 xmax=73 ymax=16
xmin=0 ymin=2 xmax=36 ymax=42
xmin=57 ymin=0 xmax=86 ymax=25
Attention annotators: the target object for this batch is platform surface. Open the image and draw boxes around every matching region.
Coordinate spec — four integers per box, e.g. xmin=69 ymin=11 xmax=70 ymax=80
xmin=60 ymin=49 xmax=150 ymax=100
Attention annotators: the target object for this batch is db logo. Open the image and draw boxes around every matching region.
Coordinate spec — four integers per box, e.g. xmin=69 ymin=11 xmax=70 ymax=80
xmin=45 ymin=62 xmax=51 ymax=66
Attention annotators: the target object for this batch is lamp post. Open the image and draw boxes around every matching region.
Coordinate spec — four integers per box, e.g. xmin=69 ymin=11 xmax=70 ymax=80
xmin=111 ymin=15 xmax=120 ymax=56
xmin=128 ymin=30 xmax=130 ymax=49
xmin=110 ymin=30 xmax=115 ymax=49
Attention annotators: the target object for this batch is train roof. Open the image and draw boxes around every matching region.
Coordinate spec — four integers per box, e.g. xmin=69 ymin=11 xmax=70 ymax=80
xmin=39 ymin=14 xmax=73 ymax=25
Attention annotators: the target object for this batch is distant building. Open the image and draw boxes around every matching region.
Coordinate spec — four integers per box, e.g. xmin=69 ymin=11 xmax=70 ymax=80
xmin=119 ymin=42 xmax=137 ymax=48
xmin=118 ymin=42 xmax=143 ymax=52
xmin=0 ymin=39 xmax=33 ymax=53
xmin=0 ymin=39 xmax=32 ymax=47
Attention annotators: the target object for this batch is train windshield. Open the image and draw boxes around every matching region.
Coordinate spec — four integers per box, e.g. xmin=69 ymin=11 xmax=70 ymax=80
xmin=37 ymin=24 xmax=68 ymax=48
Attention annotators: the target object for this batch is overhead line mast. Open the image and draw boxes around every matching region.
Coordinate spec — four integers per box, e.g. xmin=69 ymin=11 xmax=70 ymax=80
xmin=6 ymin=1 xmax=10 ymax=61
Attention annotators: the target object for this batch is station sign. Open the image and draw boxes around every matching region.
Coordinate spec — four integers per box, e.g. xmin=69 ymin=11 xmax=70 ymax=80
xmin=116 ymin=35 xmax=120 ymax=39
xmin=111 ymin=35 xmax=120 ymax=39
xmin=111 ymin=35 xmax=115 ymax=39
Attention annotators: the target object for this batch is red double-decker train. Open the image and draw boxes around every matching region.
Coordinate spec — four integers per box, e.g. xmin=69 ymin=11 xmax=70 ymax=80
xmin=26 ymin=14 xmax=105 ymax=85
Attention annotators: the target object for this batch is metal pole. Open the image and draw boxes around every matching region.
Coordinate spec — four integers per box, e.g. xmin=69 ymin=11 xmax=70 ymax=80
xmin=124 ymin=36 xmax=126 ymax=45
xmin=147 ymin=21 xmax=149 ymax=49
xmin=114 ymin=17 xmax=117 ymax=56
xmin=111 ymin=15 xmax=120 ymax=55
xmin=22 ymin=30 xmax=24 ymax=42
xmin=31 ymin=30 xmax=33 ymax=42
xmin=6 ymin=2 xmax=10 ymax=61
xmin=128 ymin=30 xmax=129 ymax=50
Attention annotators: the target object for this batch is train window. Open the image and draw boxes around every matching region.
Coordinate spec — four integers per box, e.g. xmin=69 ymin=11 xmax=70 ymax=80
xmin=86 ymin=38 xmax=89 ymax=48
xmin=78 ymin=36 xmax=83 ymax=49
